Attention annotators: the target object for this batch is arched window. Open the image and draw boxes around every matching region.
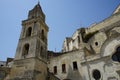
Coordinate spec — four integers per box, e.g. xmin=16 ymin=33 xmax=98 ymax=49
xmin=41 ymin=29 xmax=44 ymax=41
xmin=22 ymin=44 xmax=29 ymax=57
xmin=92 ymin=69 xmax=101 ymax=80
xmin=26 ymin=27 xmax=32 ymax=37
xmin=112 ymin=46 xmax=120 ymax=62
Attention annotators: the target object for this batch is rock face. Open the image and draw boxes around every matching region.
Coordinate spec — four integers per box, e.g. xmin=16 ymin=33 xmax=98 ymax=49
xmin=1 ymin=2 xmax=120 ymax=80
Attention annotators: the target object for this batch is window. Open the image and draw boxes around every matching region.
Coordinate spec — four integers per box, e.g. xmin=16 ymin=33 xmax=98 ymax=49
xmin=73 ymin=61 xmax=78 ymax=70
xmin=62 ymin=64 xmax=66 ymax=73
xmin=41 ymin=29 xmax=44 ymax=41
xmin=112 ymin=46 xmax=120 ymax=62
xmin=92 ymin=69 xmax=101 ymax=80
xmin=54 ymin=66 xmax=57 ymax=74
xmin=26 ymin=27 xmax=32 ymax=37
xmin=0 ymin=65 xmax=3 ymax=67
xmin=22 ymin=44 xmax=29 ymax=57
xmin=95 ymin=42 xmax=98 ymax=46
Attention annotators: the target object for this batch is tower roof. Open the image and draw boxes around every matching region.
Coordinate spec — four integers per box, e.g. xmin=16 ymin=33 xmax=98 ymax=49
xmin=28 ymin=2 xmax=45 ymax=21
xmin=34 ymin=2 xmax=43 ymax=13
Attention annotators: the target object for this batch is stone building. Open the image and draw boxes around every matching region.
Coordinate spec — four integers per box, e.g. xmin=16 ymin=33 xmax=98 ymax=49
xmin=1 ymin=2 xmax=120 ymax=80
xmin=0 ymin=58 xmax=13 ymax=80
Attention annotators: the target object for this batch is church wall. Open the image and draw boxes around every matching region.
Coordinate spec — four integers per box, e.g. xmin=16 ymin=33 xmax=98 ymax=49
xmin=88 ymin=32 xmax=107 ymax=54
xmin=62 ymin=14 xmax=120 ymax=54
xmin=99 ymin=36 xmax=120 ymax=80
xmin=9 ymin=58 xmax=35 ymax=79
xmin=80 ymin=66 xmax=89 ymax=80
xmin=81 ymin=55 xmax=120 ymax=80
xmin=62 ymin=30 xmax=81 ymax=52
xmin=72 ymin=36 xmax=79 ymax=50
xmin=72 ymin=30 xmax=79 ymax=40
xmin=62 ymin=39 xmax=70 ymax=52
xmin=68 ymin=41 xmax=73 ymax=51
xmin=88 ymin=61 xmax=104 ymax=80
xmin=86 ymin=13 xmax=120 ymax=34
xmin=101 ymin=36 xmax=120 ymax=57
xmin=48 ymin=50 xmax=84 ymax=80
xmin=112 ymin=26 xmax=120 ymax=32
xmin=34 ymin=58 xmax=47 ymax=80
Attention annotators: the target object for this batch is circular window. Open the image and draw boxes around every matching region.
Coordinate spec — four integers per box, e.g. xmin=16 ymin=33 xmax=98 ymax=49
xmin=92 ymin=69 xmax=101 ymax=80
xmin=95 ymin=42 xmax=98 ymax=46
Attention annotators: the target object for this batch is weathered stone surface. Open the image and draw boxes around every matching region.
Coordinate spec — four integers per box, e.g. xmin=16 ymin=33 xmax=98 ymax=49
xmin=1 ymin=2 xmax=120 ymax=80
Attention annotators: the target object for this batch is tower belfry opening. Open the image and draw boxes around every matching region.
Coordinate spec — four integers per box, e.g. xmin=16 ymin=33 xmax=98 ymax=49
xmin=26 ymin=27 xmax=32 ymax=37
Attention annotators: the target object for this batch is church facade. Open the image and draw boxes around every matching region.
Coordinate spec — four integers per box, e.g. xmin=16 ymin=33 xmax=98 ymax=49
xmin=1 ymin=2 xmax=120 ymax=80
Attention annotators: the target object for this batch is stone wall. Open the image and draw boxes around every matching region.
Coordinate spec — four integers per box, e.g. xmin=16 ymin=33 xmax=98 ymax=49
xmin=48 ymin=50 xmax=84 ymax=80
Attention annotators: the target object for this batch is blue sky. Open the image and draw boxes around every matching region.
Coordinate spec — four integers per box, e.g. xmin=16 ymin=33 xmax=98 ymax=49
xmin=0 ymin=0 xmax=120 ymax=61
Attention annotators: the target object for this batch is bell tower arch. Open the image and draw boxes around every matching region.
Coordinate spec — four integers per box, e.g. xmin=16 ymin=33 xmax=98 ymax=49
xmin=9 ymin=2 xmax=49 ymax=80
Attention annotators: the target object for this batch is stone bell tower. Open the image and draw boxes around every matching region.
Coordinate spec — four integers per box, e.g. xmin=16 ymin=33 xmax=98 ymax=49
xmin=8 ymin=2 xmax=49 ymax=80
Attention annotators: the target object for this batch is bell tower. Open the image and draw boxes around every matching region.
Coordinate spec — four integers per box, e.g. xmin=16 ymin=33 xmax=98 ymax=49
xmin=9 ymin=2 xmax=49 ymax=80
